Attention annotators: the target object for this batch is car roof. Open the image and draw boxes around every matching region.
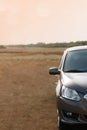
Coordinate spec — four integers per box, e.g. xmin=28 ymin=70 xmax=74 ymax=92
xmin=65 ymin=45 xmax=87 ymax=52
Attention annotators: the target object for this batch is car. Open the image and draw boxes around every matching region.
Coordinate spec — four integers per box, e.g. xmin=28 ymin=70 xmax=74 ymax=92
xmin=49 ymin=46 xmax=87 ymax=130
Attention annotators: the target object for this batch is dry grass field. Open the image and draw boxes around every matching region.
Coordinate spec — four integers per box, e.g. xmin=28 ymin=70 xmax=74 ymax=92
xmin=0 ymin=47 xmax=85 ymax=130
xmin=0 ymin=47 xmax=63 ymax=130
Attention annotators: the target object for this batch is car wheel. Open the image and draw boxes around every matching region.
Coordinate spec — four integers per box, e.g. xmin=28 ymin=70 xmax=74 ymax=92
xmin=57 ymin=110 xmax=66 ymax=130
xmin=58 ymin=115 xmax=66 ymax=130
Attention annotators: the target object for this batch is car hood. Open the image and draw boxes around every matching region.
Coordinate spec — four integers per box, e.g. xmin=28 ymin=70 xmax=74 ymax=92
xmin=61 ymin=72 xmax=87 ymax=93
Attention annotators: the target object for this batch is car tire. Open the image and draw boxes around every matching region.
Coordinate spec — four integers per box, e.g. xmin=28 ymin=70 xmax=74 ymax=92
xmin=58 ymin=115 xmax=67 ymax=130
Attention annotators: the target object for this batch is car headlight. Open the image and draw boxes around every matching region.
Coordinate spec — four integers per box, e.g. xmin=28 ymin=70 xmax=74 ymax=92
xmin=61 ymin=86 xmax=80 ymax=101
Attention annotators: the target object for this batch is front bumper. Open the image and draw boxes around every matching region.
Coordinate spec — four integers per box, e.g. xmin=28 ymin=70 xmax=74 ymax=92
xmin=57 ymin=96 xmax=87 ymax=124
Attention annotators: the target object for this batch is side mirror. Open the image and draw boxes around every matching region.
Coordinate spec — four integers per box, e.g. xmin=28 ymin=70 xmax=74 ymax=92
xmin=49 ymin=67 xmax=60 ymax=75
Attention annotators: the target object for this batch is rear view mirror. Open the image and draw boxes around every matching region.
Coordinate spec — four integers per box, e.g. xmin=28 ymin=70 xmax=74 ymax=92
xmin=49 ymin=67 xmax=60 ymax=75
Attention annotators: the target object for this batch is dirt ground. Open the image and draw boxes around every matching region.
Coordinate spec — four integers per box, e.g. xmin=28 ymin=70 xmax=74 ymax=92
xmin=0 ymin=47 xmax=61 ymax=130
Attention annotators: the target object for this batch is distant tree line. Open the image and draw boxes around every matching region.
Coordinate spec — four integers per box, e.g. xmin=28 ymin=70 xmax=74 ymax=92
xmin=0 ymin=45 xmax=6 ymax=49
xmin=2 ymin=41 xmax=87 ymax=48
xmin=27 ymin=41 xmax=87 ymax=48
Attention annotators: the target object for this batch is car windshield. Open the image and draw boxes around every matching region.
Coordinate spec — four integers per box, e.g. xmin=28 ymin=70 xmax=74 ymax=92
xmin=63 ymin=49 xmax=87 ymax=72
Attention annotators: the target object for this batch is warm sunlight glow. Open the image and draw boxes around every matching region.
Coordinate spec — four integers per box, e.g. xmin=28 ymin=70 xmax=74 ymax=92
xmin=36 ymin=1 xmax=51 ymax=17
xmin=0 ymin=0 xmax=87 ymax=44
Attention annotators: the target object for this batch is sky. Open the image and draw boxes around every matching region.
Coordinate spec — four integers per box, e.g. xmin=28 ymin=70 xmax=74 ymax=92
xmin=0 ymin=0 xmax=87 ymax=44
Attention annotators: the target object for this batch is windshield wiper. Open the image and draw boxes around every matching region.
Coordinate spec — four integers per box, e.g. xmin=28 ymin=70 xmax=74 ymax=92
xmin=64 ymin=69 xmax=85 ymax=73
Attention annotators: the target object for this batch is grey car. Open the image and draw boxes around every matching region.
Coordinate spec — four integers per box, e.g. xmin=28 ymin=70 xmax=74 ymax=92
xmin=49 ymin=46 xmax=87 ymax=130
